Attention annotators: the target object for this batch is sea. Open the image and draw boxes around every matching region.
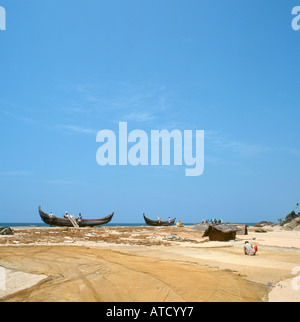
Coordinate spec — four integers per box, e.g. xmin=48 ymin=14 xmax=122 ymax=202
xmin=0 ymin=222 xmax=256 ymax=227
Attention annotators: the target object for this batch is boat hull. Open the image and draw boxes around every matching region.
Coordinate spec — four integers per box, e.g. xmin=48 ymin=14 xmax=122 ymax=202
xmin=38 ymin=207 xmax=114 ymax=227
xmin=143 ymin=214 xmax=176 ymax=226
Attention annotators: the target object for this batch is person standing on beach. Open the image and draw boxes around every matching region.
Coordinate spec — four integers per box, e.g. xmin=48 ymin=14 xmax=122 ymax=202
xmin=243 ymin=241 xmax=258 ymax=256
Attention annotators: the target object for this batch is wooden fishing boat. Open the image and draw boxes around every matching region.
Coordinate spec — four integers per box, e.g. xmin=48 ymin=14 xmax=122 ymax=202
xmin=143 ymin=213 xmax=176 ymax=226
xmin=38 ymin=206 xmax=114 ymax=227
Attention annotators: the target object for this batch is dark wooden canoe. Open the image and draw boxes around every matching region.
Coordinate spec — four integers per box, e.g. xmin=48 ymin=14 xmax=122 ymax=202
xmin=143 ymin=214 xmax=176 ymax=227
xmin=39 ymin=207 xmax=114 ymax=227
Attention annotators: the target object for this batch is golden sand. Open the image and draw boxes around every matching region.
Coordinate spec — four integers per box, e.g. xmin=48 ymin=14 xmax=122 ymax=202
xmin=0 ymin=225 xmax=300 ymax=302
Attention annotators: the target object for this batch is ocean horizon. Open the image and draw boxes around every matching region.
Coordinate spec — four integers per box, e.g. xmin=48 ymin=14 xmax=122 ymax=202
xmin=0 ymin=222 xmax=256 ymax=227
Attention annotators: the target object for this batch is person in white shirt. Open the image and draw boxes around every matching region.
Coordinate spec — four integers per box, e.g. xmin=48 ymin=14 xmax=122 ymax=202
xmin=243 ymin=241 xmax=258 ymax=256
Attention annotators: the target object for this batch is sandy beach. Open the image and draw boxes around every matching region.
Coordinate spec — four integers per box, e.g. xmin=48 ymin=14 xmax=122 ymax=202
xmin=0 ymin=225 xmax=300 ymax=302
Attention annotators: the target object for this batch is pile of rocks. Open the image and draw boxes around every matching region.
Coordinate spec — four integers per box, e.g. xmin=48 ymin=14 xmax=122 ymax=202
xmin=252 ymin=211 xmax=300 ymax=232
xmin=282 ymin=212 xmax=300 ymax=231
xmin=176 ymin=221 xmax=184 ymax=227
xmin=0 ymin=227 xmax=14 ymax=235
xmin=254 ymin=221 xmax=275 ymax=228
xmin=252 ymin=221 xmax=275 ymax=233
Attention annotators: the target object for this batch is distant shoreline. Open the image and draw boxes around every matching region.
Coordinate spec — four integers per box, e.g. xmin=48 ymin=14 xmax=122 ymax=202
xmin=0 ymin=222 xmax=256 ymax=227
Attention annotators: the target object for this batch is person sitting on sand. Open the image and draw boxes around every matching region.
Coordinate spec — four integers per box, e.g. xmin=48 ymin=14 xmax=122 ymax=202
xmin=243 ymin=241 xmax=258 ymax=256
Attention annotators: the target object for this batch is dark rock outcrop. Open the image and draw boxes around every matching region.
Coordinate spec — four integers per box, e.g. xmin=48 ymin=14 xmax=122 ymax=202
xmin=202 ymin=224 xmax=237 ymax=241
xmin=0 ymin=227 xmax=14 ymax=235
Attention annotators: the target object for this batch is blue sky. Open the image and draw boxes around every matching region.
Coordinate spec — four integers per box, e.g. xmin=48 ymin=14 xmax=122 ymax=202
xmin=0 ymin=0 xmax=299 ymax=223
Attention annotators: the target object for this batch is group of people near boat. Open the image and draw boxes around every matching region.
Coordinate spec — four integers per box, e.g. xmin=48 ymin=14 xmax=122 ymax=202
xmin=202 ymin=218 xmax=222 ymax=224
xmin=157 ymin=217 xmax=172 ymax=224
xmin=49 ymin=211 xmax=82 ymax=221
xmin=63 ymin=211 xmax=83 ymax=223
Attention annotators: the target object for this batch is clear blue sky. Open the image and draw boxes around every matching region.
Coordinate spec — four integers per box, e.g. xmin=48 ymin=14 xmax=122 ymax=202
xmin=0 ymin=0 xmax=299 ymax=223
